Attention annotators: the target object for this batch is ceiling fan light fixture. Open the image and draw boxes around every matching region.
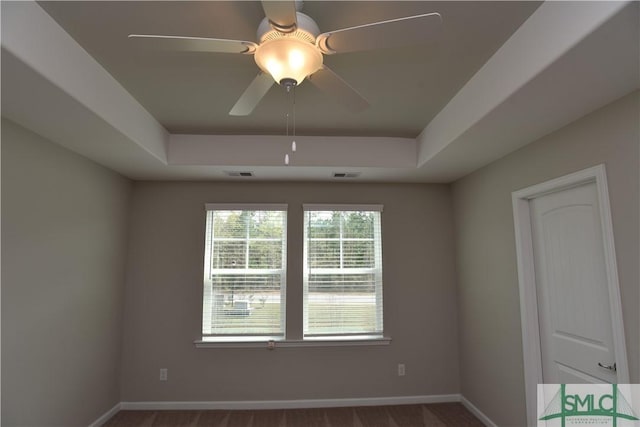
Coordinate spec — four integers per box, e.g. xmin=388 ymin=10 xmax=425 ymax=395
xmin=254 ymin=37 xmax=323 ymax=85
xmin=131 ymin=5 xmax=441 ymax=117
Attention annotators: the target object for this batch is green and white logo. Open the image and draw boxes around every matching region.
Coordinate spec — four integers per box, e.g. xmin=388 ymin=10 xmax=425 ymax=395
xmin=538 ymin=384 xmax=640 ymax=426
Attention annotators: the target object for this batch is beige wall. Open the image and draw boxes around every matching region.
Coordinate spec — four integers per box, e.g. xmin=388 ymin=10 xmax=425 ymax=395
xmin=1 ymin=119 xmax=132 ymax=426
xmin=452 ymin=91 xmax=639 ymax=426
xmin=4 ymin=94 xmax=635 ymax=425
xmin=120 ymin=181 xmax=460 ymax=401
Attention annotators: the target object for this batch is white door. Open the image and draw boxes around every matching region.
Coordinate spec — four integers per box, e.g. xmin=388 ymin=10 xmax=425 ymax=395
xmin=530 ymin=181 xmax=618 ymax=384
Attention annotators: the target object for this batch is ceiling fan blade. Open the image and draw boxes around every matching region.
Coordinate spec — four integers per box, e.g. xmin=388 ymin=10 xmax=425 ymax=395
xmin=308 ymin=66 xmax=369 ymax=113
xmin=261 ymin=0 xmax=298 ymax=33
xmin=229 ymin=73 xmax=275 ymax=116
xmin=128 ymin=34 xmax=257 ymax=54
xmin=316 ymin=13 xmax=442 ymax=54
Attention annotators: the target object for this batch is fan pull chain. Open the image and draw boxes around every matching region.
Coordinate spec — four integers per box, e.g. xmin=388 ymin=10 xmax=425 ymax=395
xmin=292 ymin=86 xmax=297 ymax=153
xmin=284 ymin=86 xmax=291 ymax=165
xmin=284 ymin=84 xmax=298 ymax=165
xmin=284 ymin=111 xmax=290 ymax=165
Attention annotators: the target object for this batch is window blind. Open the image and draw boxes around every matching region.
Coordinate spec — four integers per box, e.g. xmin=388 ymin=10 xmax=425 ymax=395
xmin=303 ymin=208 xmax=384 ymax=337
xmin=202 ymin=206 xmax=287 ymax=337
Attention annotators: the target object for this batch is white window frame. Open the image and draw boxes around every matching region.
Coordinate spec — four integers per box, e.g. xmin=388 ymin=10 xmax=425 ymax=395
xmin=302 ymin=204 xmax=384 ymax=339
xmin=194 ymin=203 xmax=391 ymax=349
xmin=201 ymin=203 xmax=287 ymax=340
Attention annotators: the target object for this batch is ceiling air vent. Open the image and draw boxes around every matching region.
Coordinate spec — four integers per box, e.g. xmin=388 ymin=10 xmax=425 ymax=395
xmin=225 ymin=171 xmax=254 ymax=177
xmin=333 ymin=172 xmax=361 ymax=178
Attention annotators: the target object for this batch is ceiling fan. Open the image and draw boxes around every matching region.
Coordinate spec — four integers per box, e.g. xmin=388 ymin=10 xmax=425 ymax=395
xmin=129 ymin=0 xmax=442 ymax=116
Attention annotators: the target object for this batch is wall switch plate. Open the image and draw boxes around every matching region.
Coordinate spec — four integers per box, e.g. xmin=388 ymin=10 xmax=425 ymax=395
xmin=160 ymin=368 xmax=168 ymax=381
xmin=398 ymin=364 xmax=405 ymax=376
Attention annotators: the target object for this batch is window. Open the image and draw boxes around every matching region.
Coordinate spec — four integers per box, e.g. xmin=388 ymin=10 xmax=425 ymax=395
xmin=303 ymin=205 xmax=384 ymax=338
xmin=202 ymin=204 xmax=287 ymax=339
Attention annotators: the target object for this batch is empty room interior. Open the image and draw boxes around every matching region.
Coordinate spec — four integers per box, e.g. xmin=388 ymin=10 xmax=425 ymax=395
xmin=1 ymin=1 xmax=639 ymax=426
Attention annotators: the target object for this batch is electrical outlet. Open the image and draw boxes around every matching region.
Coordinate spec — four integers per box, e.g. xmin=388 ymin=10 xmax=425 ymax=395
xmin=159 ymin=368 xmax=168 ymax=381
xmin=398 ymin=364 xmax=406 ymax=376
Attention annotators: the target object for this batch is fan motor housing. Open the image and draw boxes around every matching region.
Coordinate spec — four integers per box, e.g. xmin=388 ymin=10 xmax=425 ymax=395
xmin=257 ymin=12 xmax=320 ymax=44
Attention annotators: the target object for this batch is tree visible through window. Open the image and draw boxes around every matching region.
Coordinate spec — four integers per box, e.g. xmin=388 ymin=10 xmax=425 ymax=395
xmin=303 ymin=206 xmax=384 ymax=337
xmin=202 ymin=205 xmax=287 ymax=338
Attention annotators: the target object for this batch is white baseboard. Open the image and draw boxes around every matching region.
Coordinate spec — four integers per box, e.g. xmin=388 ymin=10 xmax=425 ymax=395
xmin=120 ymin=394 xmax=462 ymax=411
xmin=88 ymin=402 xmax=121 ymax=427
xmin=460 ymin=396 xmax=497 ymax=427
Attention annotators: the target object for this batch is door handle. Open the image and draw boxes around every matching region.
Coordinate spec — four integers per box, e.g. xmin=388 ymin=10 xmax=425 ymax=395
xmin=598 ymin=362 xmax=616 ymax=372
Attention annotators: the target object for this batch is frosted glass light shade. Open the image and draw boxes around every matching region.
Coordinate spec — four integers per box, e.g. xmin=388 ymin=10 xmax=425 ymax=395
xmin=254 ymin=38 xmax=323 ymax=85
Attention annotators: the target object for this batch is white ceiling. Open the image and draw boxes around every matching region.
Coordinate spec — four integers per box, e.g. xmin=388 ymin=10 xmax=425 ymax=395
xmin=1 ymin=1 xmax=638 ymax=182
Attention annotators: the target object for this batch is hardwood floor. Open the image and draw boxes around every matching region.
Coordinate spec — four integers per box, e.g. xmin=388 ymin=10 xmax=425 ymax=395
xmin=103 ymin=403 xmax=484 ymax=426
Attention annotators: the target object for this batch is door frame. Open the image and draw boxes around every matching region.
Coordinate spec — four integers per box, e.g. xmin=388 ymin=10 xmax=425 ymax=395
xmin=511 ymin=164 xmax=630 ymax=426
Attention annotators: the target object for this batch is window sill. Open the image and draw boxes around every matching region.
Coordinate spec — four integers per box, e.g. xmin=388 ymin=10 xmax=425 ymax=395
xmin=194 ymin=336 xmax=391 ymax=349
